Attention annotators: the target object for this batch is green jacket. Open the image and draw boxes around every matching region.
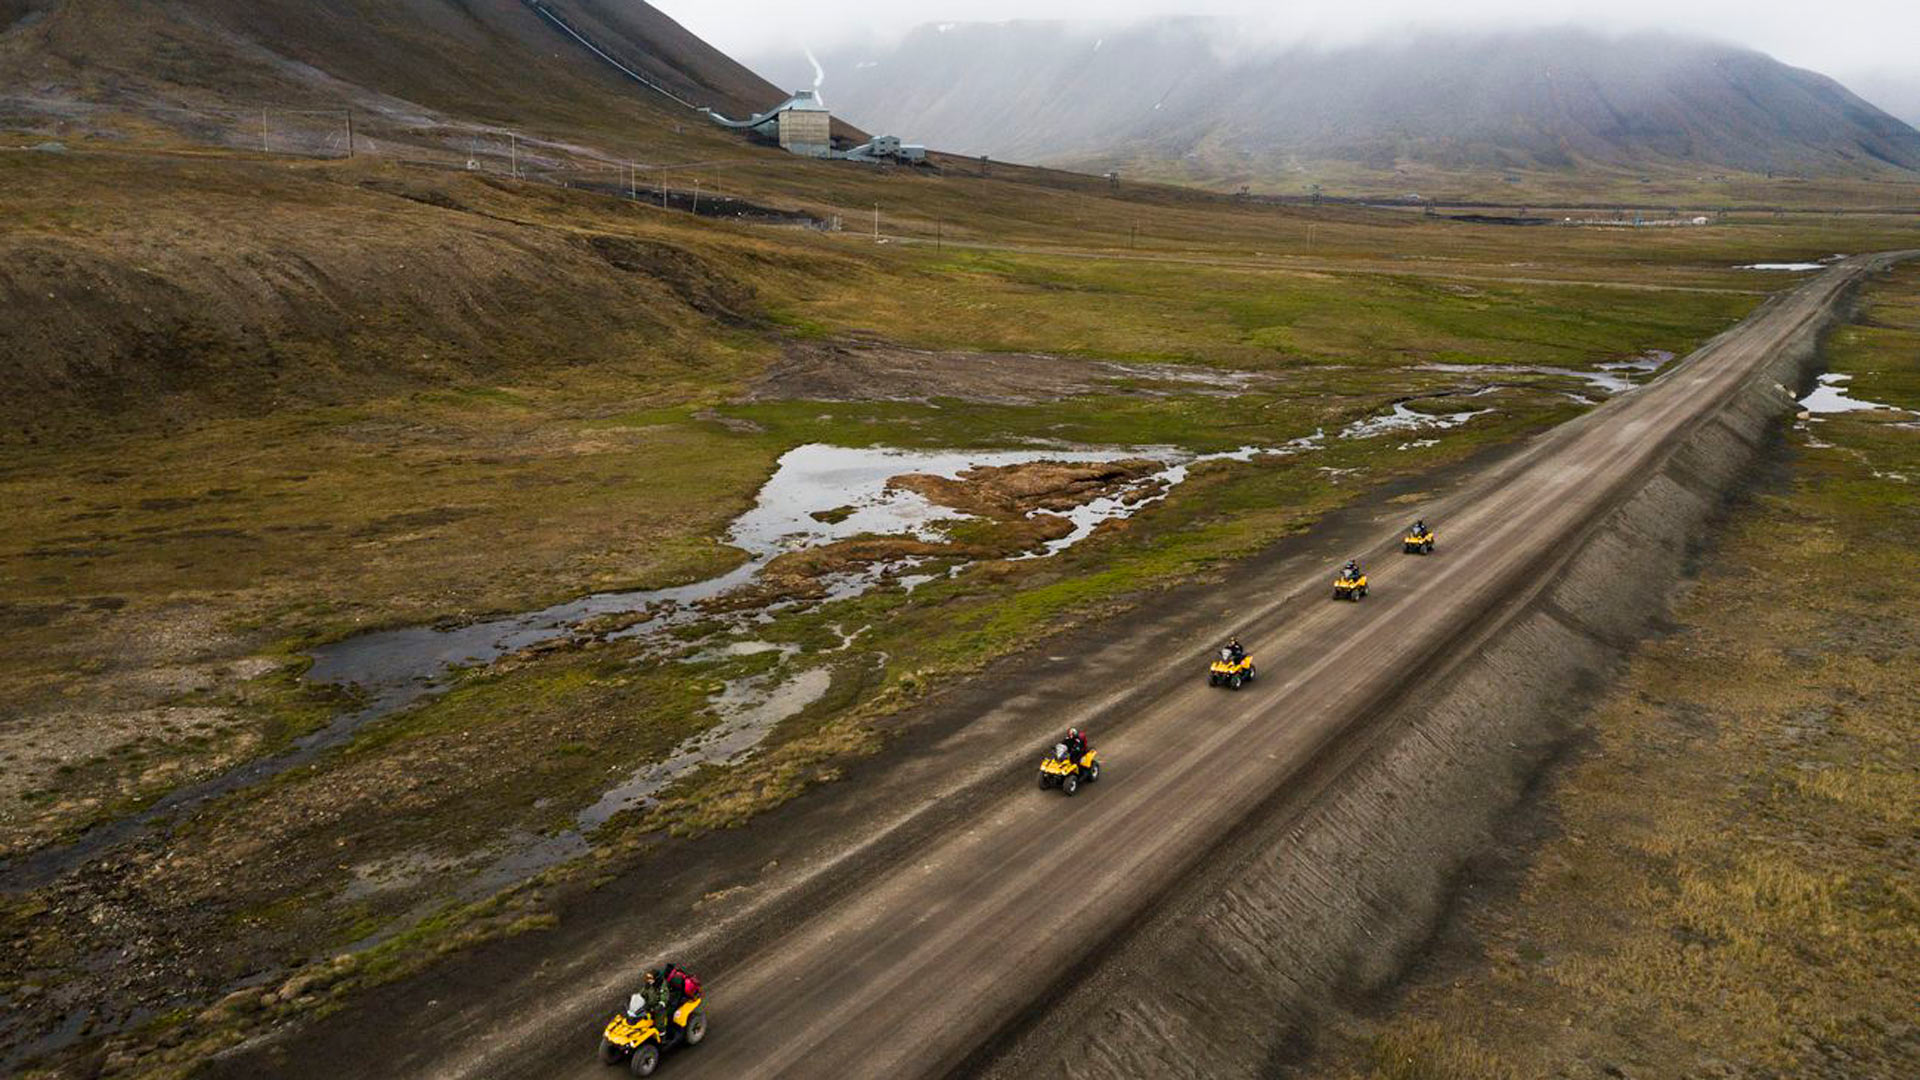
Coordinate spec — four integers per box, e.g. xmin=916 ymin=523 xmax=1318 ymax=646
xmin=640 ymin=981 xmax=669 ymax=1016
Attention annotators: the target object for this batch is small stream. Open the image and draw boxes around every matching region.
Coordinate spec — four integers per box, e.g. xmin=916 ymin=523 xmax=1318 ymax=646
xmin=1419 ymin=350 xmax=1673 ymax=401
xmin=2 ymin=396 xmax=1505 ymax=892
xmin=435 ymin=661 xmax=839 ymax=909
xmin=305 ymin=444 xmax=1183 ymax=709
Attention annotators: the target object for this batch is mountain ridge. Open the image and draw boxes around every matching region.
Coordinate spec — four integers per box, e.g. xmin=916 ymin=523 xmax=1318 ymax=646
xmin=0 ymin=0 xmax=829 ymax=154
xmin=759 ymin=22 xmax=1920 ymax=184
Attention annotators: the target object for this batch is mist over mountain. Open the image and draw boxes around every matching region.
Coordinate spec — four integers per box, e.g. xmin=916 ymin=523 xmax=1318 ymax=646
xmin=1842 ymin=69 xmax=1920 ymax=131
xmin=761 ymin=21 xmax=1920 ymax=182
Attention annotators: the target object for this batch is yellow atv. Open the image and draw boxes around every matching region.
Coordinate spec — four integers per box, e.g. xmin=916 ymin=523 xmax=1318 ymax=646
xmin=1403 ymin=528 xmax=1436 ymax=555
xmin=1333 ymin=570 xmax=1369 ymax=601
xmin=1208 ymin=647 xmax=1257 ymax=690
xmin=600 ymin=994 xmax=706 ymax=1076
xmin=1039 ymin=743 xmax=1101 ymax=796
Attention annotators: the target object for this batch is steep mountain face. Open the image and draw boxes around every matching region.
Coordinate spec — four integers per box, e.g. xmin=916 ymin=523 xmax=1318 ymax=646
xmin=766 ymin=22 xmax=1920 ymax=179
xmin=0 ymin=0 xmax=805 ymax=147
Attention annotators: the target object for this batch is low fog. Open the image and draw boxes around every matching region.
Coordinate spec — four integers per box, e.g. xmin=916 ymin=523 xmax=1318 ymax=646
xmin=661 ymin=0 xmax=1920 ymax=123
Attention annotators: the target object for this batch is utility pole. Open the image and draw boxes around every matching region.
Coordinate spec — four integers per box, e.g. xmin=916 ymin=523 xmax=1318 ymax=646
xmin=261 ymin=108 xmax=269 ymax=154
xmin=693 ymin=179 xmax=701 ymax=214
xmin=344 ymin=109 xmax=355 ymax=160
xmin=872 ymin=204 xmax=879 ymax=240
xmin=510 ymin=133 xmax=519 ymax=179
xmin=628 ymin=163 xmax=636 ymax=200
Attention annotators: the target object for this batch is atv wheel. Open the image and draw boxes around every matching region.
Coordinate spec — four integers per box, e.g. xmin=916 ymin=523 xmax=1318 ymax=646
xmin=1208 ymin=673 xmax=1220 ymax=686
xmin=1229 ymin=673 xmax=1244 ymax=690
xmin=684 ymin=1009 xmax=707 ymax=1046
xmin=1062 ymin=774 xmax=1080 ymax=797
xmin=629 ymin=1043 xmax=659 ymax=1077
xmin=1038 ymin=773 xmax=1053 ymax=790
xmin=600 ymin=1039 xmax=624 ymax=1066
xmin=1087 ymin=761 xmax=1101 ymax=783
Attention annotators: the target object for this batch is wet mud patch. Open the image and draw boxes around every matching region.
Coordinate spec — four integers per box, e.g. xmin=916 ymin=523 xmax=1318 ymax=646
xmin=700 ymin=458 xmax=1175 ymax=610
xmin=889 ymin=458 xmax=1167 ymax=518
xmin=747 ymin=340 xmax=1266 ymax=405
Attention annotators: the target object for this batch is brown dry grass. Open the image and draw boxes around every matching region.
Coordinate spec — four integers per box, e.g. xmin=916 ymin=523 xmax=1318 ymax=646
xmin=2 ymin=131 xmax=1916 ymax=1078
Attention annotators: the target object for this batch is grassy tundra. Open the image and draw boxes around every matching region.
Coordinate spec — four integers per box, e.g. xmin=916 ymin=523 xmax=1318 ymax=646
xmin=2 ymin=139 xmax=1917 ymax=1076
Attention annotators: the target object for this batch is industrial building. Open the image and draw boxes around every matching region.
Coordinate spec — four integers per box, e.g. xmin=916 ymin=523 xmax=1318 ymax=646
xmin=844 ymin=134 xmax=927 ymax=163
xmin=703 ymin=90 xmax=831 ymax=156
xmin=703 ymin=91 xmax=925 ymax=164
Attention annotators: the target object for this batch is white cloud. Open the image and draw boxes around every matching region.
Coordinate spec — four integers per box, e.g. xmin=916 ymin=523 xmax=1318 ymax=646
xmin=655 ymin=0 xmax=1918 ymax=85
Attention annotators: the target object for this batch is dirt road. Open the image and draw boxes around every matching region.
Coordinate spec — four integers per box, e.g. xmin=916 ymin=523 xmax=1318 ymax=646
xmin=256 ymin=256 xmax=1898 ymax=1080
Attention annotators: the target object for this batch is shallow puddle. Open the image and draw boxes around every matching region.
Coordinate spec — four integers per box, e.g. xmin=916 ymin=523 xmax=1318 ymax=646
xmin=1799 ymin=373 xmax=1907 ymax=415
xmin=1338 ymin=402 xmax=1491 ymax=440
xmin=305 ymin=442 xmax=1300 ymax=710
xmin=1735 ymin=255 xmax=1835 ymax=270
xmin=1420 ymin=350 xmax=1671 ymax=397
xmin=586 ymin=666 xmax=833 ymax=830
xmin=308 ymin=445 xmax=1153 ymax=706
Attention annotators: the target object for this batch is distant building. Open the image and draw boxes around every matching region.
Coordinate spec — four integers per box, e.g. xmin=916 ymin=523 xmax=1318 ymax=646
xmin=773 ymin=91 xmax=831 ymax=155
xmin=704 ymin=90 xmax=924 ymax=164
xmin=845 ymin=134 xmax=926 ymax=163
xmin=703 ymin=90 xmax=833 ymax=158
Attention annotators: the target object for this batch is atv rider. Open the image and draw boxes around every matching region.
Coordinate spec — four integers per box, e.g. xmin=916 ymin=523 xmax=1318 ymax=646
xmin=655 ymin=963 xmax=691 ymax=1048
xmin=1342 ymin=559 xmax=1363 ymax=582
xmin=1225 ymin=637 xmax=1246 ymax=663
xmin=1411 ymin=518 xmax=1429 ymax=538
xmin=1061 ymin=727 xmax=1090 ymax=766
xmin=635 ymin=970 xmax=667 ymax=1024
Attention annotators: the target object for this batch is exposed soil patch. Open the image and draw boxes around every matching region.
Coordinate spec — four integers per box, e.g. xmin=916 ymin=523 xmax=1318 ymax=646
xmin=890 ymin=458 xmax=1167 ymax=517
xmin=582 ymin=234 xmax=758 ymax=323
xmin=747 ymin=340 xmax=1264 ymax=405
xmin=567 ymin=179 xmax=825 ymax=226
xmin=706 ymin=458 xmax=1170 ymax=611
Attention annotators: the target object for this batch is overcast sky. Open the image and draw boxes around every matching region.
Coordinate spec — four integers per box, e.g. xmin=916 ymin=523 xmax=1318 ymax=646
xmin=656 ymin=0 xmax=1917 ymax=85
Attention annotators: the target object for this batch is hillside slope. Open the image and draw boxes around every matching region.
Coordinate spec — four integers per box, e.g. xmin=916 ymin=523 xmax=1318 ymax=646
xmin=0 ymin=0 xmax=807 ymax=152
xmin=766 ymin=22 xmax=1920 ymax=183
